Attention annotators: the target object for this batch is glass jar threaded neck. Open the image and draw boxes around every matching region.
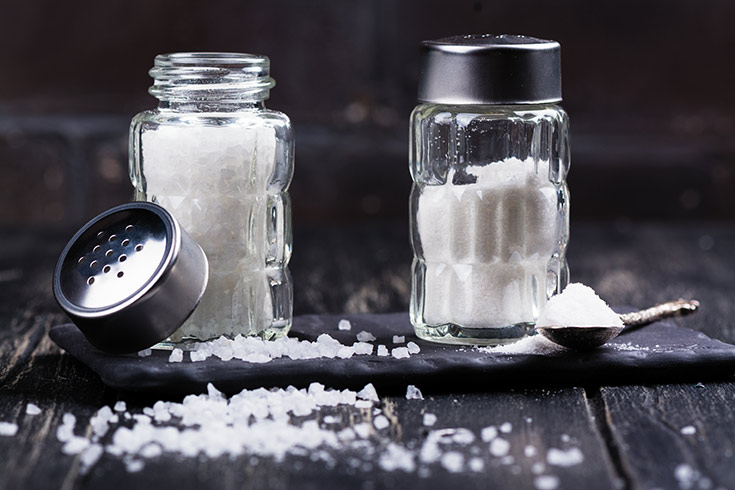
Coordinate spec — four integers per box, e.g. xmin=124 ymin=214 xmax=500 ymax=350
xmin=148 ymin=52 xmax=275 ymax=108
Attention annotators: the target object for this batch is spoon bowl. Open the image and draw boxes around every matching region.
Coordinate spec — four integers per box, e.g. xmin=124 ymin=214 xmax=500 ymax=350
xmin=535 ymin=299 xmax=700 ymax=351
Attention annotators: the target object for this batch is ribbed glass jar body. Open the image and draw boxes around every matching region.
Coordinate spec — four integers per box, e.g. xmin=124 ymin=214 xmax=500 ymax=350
xmin=129 ymin=53 xmax=293 ymax=342
xmin=409 ymin=103 xmax=570 ymax=345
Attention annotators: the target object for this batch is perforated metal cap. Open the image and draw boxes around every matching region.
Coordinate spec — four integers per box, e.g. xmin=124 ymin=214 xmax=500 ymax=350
xmin=418 ymin=34 xmax=562 ymax=105
xmin=53 ymin=202 xmax=208 ymax=354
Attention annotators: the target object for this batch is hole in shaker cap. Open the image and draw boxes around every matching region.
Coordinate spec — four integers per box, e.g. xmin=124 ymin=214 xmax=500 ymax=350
xmin=117 ymin=271 xmax=124 ymax=278
xmin=108 ymin=234 xmax=117 ymax=243
xmin=90 ymin=260 xmax=99 ymax=268
xmin=135 ymin=244 xmax=143 ymax=252
xmin=93 ymin=245 xmax=101 ymax=253
xmin=119 ymin=255 xmax=127 ymax=262
xmin=105 ymin=249 xmax=113 ymax=257
xmin=97 ymin=231 xmax=104 ymax=238
xmin=87 ymin=277 xmax=95 ymax=285
xmin=125 ymin=225 xmax=133 ymax=231
xmin=103 ymin=265 xmax=111 ymax=273
xmin=122 ymin=239 xmax=130 ymax=247
xmin=78 ymin=257 xmax=85 ymax=264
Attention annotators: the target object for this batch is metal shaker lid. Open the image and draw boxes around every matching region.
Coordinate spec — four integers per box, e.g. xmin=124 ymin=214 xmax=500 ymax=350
xmin=418 ymin=34 xmax=562 ymax=105
xmin=53 ymin=202 xmax=208 ymax=354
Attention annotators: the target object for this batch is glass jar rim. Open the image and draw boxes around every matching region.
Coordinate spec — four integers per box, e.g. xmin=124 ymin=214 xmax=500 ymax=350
xmin=149 ymin=52 xmax=275 ymax=103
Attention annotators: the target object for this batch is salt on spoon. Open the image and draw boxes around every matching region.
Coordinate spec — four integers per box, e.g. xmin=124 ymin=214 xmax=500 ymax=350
xmin=535 ymin=283 xmax=699 ymax=350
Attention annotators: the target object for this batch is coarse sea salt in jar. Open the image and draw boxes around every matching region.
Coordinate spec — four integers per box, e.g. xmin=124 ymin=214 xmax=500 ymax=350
xmin=129 ymin=52 xmax=294 ymax=342
xmin=409 ymin=35 xmax=570 ymax=345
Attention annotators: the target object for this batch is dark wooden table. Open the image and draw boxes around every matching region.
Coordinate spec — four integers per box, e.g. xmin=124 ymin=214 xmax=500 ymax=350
xmin=1 ymin=222 xmax=733 ymax=490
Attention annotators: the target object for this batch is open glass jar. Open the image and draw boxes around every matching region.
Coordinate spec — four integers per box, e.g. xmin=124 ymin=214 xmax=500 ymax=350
xmin=129 ymin=52 xmax=294 ymax=342
xmin=409 ymin=36 xmax=570 ymax=345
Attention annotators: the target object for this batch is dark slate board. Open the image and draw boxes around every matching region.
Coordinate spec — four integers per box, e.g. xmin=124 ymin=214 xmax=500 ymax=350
xmin=48 ymin=311 xmax=735 ymax=396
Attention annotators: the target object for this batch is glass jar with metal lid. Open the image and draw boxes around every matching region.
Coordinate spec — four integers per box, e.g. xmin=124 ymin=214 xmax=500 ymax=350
xmin=409 ymin=35 xmax=570 ymax=345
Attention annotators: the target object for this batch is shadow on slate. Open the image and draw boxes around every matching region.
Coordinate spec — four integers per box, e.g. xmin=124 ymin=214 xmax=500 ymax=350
xmin=49 ymin=311 xmax=735 ymax=396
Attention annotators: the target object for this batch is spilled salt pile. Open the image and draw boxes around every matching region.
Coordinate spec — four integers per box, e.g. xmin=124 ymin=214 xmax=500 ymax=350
xmin=536 ymin=283 xmax=622 ymax=328
xmin=477 ymin=334 xmax=565 ymax=355
xmin=174 ymin=333 xmax=377 ymax=363
xmin=42 ymin=384 xmax=582 ymax=483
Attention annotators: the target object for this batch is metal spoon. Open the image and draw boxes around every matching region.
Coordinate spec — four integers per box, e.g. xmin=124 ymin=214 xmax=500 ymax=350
xmin=536 ymin=299 xmax=700 ymax=351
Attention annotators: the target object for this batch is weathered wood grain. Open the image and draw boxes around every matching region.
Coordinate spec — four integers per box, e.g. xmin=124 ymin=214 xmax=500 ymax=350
xmin=600 ymin=383 xmax=735 ymax=490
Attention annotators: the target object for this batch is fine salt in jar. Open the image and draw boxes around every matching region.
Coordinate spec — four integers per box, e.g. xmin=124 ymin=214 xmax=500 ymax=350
xmin=409 ymin=35 xmax=570 ymax=345
xmin=129 ymin=52 xmax=293 ymax=341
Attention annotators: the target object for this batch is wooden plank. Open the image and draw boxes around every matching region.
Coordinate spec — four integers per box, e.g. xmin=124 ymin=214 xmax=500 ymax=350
xmin=600 ymin=383 xmax=735 ymax=490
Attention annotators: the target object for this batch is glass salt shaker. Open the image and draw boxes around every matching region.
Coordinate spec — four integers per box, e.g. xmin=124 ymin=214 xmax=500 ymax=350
xmin=409 ymin=35 xmax=570 ymax=345
xmin=129 ymin=52 xmax=293 ymax=342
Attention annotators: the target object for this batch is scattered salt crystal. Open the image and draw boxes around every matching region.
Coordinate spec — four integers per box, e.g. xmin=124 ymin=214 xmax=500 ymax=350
xmin=355 ymin=400 xmax=373 ymax=409
xmin=336 ymin=346 xmax=354 ymax=359
xmin=140 ymin=444 xmax=162 ymax=459
xmin=357 ymin=383 xmax=379 ymax=402
xmin=451 ymin=429 xmax=475 ymax=445
xmin=440 ymin=451 xmax=464 ymax=473
xmin=378 ymin=443 xmax=416 ymax=472
xmin=525 ymin=445 xmax=538 ymax=457
xmin=0 ymin=422 xmax=18 ymax=436
xmin=353 ymin=423 xmax=372 ymax=439
xmin=468 ymin=457 xmax=484 ymax=472
xmin=680 ymin=425 xmax=696 ymax=435
xmin=500 ymin=422 xmax=512 ymax=433
xmin=125 ymin=460 xmax=144 ymax=473
xmin=392 ymin=347 xmax=410 ymax=359
xmin=406 ymin=385 xmax=424 ymax=400
xmin=560 ymin=433 xmax=570 ymax=442
xmin=356 ymin=331 xmax=376 ymax=342
xmin=501 ymin=455 xmax=515 ymax=465
xmin=526 ymin=417 xmax=533 ymax=423
xmin=338 ymin=319 xmax=352 ymax=331
xmin=377 ymin=345 xmax=389 ymax=356
xmin=536 ymin=283 xmax=623 ymax=328
xmin=25 ymin=403 xmax=41 ymax=416
xmin=532 ymin=462 xmax=546 ymax=474
xmin=137 ymin=349 xmax=152 ymax=357
xmin=534 ymin=475 xmax=560 ymax=490
xmin=80 ymin=444 xmax=103 ymax=472
xmin=352 ymin=342 xmax=374 ymax=355
xmin=423 ymin=413 xmax=437 ymax=426
xmin=168 ymin=349 xmax=183 ymax=363
xmin=481 ymin=426 xmax=498 ymax=442
xmin=546 ymin=447 xmax=584 ymax=467
xmin=63 ymin=436 xmax=90 ymax=454
xmin=406 ymin=341 xmax=421 ymax=354
xmin=674 ymin=464 xmax=697 ymax=489
xmin=189 ymin=351 xmax=207 ymax=362
xmin=114 ymin=401 xmax=127 ymax=412
xmin=323 ymin=415 xmax=340 ymax=424
xmin=374 ymin=415 xmax=390 ymax=430
xmin=63 ymin=413 xmax=76 ymax=426
xmin=489 ymin=438 xmax=510 ymax=457
xmin=392 ymin=335 xmax=405 ymax=344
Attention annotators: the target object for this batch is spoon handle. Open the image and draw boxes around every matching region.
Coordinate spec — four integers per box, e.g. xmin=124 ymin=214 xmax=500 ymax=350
xmin=619 ymin=299 xmax=700 ymax=328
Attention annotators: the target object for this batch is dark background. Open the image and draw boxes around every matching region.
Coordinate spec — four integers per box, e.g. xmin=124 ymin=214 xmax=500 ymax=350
xmin=1 ymin=0 xmax=734 ymax=230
